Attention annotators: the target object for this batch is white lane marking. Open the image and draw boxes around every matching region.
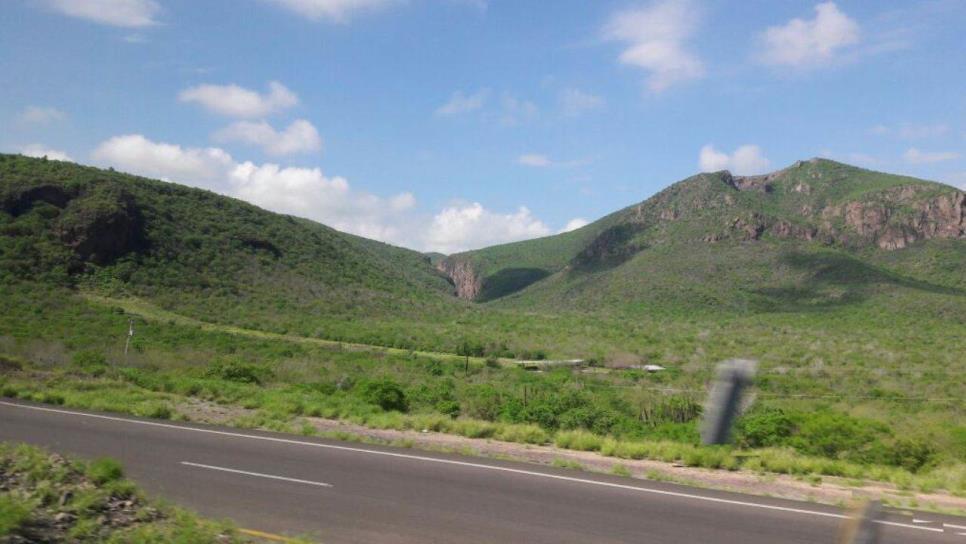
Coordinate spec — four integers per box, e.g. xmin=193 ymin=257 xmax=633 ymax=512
xmin=945 ymin=523 xmax=966 ymax=531
xmin=913 ymin=518 xmax=933 ymax=524
xmin=181 ymin=461 xmax=333 ymax=488
xmin=0 ymin=401 xmax=946 ymax=533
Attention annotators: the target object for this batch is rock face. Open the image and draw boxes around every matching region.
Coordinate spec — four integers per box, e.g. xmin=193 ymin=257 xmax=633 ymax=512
xmin=55 ymin=186 xmax=145 ymax=266
xmin=816 ymin=191 xmax=966 ymax=250
xmin=436 ymin=257 xmax=482 ymax=300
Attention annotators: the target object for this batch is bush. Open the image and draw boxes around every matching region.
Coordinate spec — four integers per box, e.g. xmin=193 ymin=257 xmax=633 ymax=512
xmin=357 ymin=379 xmax=408 ymax=412
xmin=0 ymin=495 xmax=31 ymax=535
xmin=554 ymin=430 xmax=603 ymax=452
xmin=86 ymin=457 xmax=124 ymax=484
xmin=207 ymin=360 xmax=272 ymax=385
xmin=735 ymin=407 xmax=795 ymax=448
xmin=889 ymin=439 xmax=936 ymax=472
xmin=71 ymin=351 xmax=108 ymax=376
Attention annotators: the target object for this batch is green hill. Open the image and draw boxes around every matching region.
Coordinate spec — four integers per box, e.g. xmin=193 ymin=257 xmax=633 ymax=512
xmin=441 ymin=159 xmax=966 ymax=315
xmin=0 ymin=154 xmax=463 ymax=340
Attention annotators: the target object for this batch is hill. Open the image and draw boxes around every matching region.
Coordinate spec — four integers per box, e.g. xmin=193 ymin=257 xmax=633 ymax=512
xmin=439 ymin=159 xmax=966 ymax=314
xmin=0 ymin=154 xmax=464 ymax=340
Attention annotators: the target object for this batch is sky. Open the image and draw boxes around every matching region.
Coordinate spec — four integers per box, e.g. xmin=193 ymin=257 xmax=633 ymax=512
xmin=2 ymin=0 xmax=965 ymax=253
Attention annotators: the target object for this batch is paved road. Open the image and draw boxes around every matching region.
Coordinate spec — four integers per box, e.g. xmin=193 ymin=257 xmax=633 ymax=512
xmin=1 ymin=400 xmax=964 ymax=544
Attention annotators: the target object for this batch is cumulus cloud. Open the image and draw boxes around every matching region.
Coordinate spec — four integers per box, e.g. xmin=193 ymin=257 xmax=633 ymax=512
xmin=559 ymin=218 xmax=589 ymax=233
xmin=699 ymin=144 xmax=771 ymax=175
xmin=214 ymin=119 xmax=322 ymax=156
xmin=903 ymin=148 xmax=960 ymax=164
xmin=603 ymin=0 xmax=704 ymax=92
xmin=42 ymin=0 xmax=159 ymax=27
xmin=517 ymin=154 xmax=552 ymax=167
xmin=92 ymin=134 xmax=234 ymax=186
xmin=179 ymin=81 xmax=298 ymax=118
xmin=266 ymin=0 xmax=398 ymax=22
xmin=423 ymin=203 xmax=551 ymax=254
xmin=435 ymin=89 xmax=489 ymax=116
xmin=20 ymin=144 xmax=73 ymax=162
xmin=89 ymin=133 xmax=553 ymax=252
xmin=17 ymin=106 xmax=67 ymax=125
xmin=559 ymin=88 xmax=604 ymax=116
xmin=759 ymin=2 xmax=859 ymax=68
xmin=870 ymin=123 xmax=948 ymax=140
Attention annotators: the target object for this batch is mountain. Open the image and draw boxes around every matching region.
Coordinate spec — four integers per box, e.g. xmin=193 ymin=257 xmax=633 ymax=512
xmin=3 ymin=154 xmax=964 ymax=358
xmin=438 ymin=159 xmax=966 ymax=314
xmin=0 ymin=154 xmax=461 ymax=336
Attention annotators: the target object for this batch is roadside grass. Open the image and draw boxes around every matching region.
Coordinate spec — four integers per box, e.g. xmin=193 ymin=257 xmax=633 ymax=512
xmin=0 ymin=442 xmax=249 ymax=542
xmin=2 ymin=367 xmax=965 ymax=497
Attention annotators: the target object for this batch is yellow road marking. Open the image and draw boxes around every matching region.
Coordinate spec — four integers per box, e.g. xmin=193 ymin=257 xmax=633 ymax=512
xmin=239 ymin=528 xmax=311 ymax=543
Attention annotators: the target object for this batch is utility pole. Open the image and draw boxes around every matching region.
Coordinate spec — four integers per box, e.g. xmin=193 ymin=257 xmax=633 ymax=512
xmin=124 ymin=319 xmax=134 ymax=360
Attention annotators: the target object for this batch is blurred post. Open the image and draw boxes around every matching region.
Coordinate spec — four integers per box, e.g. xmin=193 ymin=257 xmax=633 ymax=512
xmin=700 ymin=359 xmax=757 ymax=445
xmin=838 ymin=500 xmax=881 ymax=544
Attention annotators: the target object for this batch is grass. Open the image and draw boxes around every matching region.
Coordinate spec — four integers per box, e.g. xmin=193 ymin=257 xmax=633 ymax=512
xmin=0 ymin=442 xmax=252 ymax=542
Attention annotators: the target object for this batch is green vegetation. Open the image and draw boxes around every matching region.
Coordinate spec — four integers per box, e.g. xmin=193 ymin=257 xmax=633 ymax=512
xmin=1 ymin=154 xmax=964 ymax=499
xmin=0 ymin=442 xmax=251 ymax=542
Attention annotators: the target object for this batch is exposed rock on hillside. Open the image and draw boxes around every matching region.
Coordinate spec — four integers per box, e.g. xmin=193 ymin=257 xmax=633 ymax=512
xmin=56 ymin=186 xmax=144 ymax=265
xmin=436 ymin=257 xmax=482 ymax=299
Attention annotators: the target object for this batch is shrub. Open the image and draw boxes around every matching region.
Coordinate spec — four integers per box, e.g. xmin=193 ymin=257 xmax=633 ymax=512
xmin=0 ymin=495 xmax=30 ymax=535
xmin=71 ymin=351 xmax=108 ymax=376
xmin=554 ymin=430 xmax=602 ymax=452
xmin=889 ymin=439 xmax=936 ymax=473
xmin=86 ymin=457 xmax=124 ymax=484
xmin=735 ymin=407 xmax=795 ymax=448
xmin=357 ymin=379 xmax=408 ymax=412
xmin=207 ymin=360 xmax=272 ymax=385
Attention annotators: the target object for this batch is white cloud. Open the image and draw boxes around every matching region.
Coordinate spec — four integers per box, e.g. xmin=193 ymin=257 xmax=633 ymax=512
xmin=20 ymin=144 xmax=73 ymax=162
xmin=228 ymin=161 xmax=417 ymax=243
xmin=517 ymin=154 xmax=552 ymax=167
xmin=603 ymin=0 xmax=704 ymax=92
xmin=92 ymin=134 xmax=234 ymax=185
xmin=699 ymin=144 xmax=771 ymax=175
xmin=89 ymin=133 xmax=555 ymax=253
xmin=43 ymin=0 xmax=160 ymax=27
xmin=869 ymin=123 xmax=948 ymax=140
xmin=214 ymin=119 xmax=322 ymax=156
xmin=499 ymin=93 xmax=538 ymax=126
xmin=423 ymin=203 xmax=551 ymax=254
xmin=903 ymin=148 xmax=960 ymax=164
xmin=266 ymin=0 xmax=398 ymax=22
xmin=559 ymin=88 xmax=604 ymax=116
xmin=17 ymin=106 xmax=67 ymax=125
xmin=759 ymin=2 xmax=859 ymax=68
xmin=179 ymin=81 xmax=298 ymax=118
xmin=435 ymin=89 xmax=489 ymax=116
xmin=559 ymin=218 xmax=589 ymax=233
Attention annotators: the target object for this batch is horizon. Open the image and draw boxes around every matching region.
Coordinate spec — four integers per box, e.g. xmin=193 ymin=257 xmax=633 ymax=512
xmin=2 ymin=0 xmax=965 ymax=253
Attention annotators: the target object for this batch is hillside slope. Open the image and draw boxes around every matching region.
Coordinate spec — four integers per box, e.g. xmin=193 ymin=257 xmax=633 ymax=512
xmin=0 ymin=154 xmax=460 ymax=333
xmin=441 ymin=159 xmax=966 ymax=312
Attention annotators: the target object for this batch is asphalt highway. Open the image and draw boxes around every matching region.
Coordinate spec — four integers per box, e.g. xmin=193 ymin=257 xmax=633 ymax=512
xmin=1 ymin=399 xmax=964 ymax=543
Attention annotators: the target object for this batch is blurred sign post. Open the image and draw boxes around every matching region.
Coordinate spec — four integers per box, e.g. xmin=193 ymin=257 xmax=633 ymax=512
xmin=838 ymin=500 xmax=881 ymax=544
xmin=700 ymin=359 xmax=757 ymax=446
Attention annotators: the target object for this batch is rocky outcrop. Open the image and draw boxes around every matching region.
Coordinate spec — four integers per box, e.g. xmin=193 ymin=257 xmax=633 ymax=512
xmin=819 ymin=190 xmax=966 ymax=250
xmin=2 ymin=184 xmax=76 ymax=216
xmin=56 ymin=186 xmax=145 ymax=265
xmin=729 ymin=213 xmax=766 ymax=241
xmin=436 ymin=257 xmax=482 ymax=300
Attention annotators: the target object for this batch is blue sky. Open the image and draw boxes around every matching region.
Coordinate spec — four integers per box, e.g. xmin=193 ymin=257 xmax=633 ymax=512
xmin=2 ymin=0 xmax=965 ymax=252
